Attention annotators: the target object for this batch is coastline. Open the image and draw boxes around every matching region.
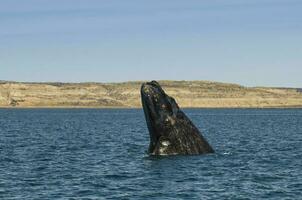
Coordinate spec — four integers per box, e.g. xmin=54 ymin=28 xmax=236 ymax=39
xmin=1 ymin=105 xmax=302 ymax=109
xmin=1 ymin=80 xmax=302 ymax=109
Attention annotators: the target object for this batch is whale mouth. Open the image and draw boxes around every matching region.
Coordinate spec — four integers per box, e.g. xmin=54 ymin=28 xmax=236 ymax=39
xmin=141 ymin=81 xmax=179 ymax=153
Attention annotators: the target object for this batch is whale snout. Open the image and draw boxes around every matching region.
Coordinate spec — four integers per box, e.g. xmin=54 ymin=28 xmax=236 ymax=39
xmin=141 ymin=81 xmax=161 ymax=97
xmin=141 ymin=83 xmax=152 ymax=97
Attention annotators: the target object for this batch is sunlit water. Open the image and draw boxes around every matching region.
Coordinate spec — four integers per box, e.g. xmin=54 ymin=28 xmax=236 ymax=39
xmin=0 ymin=108 xmax=301 ymax=199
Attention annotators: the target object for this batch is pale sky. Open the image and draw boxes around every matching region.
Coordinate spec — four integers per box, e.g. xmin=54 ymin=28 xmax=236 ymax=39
xmin=0 ymin=0 xmax=301 ymax=87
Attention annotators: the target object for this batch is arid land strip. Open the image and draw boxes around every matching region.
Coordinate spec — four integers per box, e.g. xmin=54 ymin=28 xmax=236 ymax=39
xmin=0 ymin=81 xmax=302 ymax=108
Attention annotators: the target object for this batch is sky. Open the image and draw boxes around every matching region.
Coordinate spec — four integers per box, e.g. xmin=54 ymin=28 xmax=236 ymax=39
xmin=0 ymin=0 xmax=301 ymax=87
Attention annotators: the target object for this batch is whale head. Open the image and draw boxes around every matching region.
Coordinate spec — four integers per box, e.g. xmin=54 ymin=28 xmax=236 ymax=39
xmin=141 ymin=81 xmax=180 ymax=153
xmin=141 ymin=81 xmax=215 ymax=155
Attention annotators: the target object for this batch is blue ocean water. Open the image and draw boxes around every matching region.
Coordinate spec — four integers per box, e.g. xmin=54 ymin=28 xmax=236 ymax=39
xmin=0 ymin=108 xmax=301 ymax=199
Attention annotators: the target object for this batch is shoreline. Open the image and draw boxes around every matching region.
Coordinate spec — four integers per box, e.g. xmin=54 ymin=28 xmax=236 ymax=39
xmin=1 ymin=106 xmax=302 ymax=109
xmin=1 ymin=81 xmax=302 ymax=109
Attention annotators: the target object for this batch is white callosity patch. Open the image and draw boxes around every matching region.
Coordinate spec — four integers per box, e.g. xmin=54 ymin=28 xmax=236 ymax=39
xmin=161 ymin=140 xmax=170 ymax=147
xmin=165 ymin=116 xmax=176 ymax=125
xmin=158 ymin=140 xmax=171 ymax=155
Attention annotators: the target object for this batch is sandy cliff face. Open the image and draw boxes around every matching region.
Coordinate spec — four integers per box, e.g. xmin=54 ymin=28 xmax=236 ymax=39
xmin=0 ymin=81 xmax=301 ymax=108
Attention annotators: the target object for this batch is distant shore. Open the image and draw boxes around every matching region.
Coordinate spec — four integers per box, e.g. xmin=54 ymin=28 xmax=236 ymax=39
xmin=1 ymin=106 xmax=302 ymax=109
xmin=1 ymin=81 xmax=302 ymax=108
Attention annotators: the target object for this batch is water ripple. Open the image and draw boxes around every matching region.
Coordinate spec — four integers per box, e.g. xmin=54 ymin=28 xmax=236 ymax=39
xmin=0 ymin=108 xmax=301 ymax=199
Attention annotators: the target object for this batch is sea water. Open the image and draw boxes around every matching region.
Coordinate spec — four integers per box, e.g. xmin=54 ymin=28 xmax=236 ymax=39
xmin=0 ymin=108 xmax=301 ymax=199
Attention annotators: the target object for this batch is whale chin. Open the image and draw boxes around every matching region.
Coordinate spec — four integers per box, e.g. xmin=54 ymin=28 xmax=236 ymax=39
xmin=141 ymin=81 xmax=214 ymax=156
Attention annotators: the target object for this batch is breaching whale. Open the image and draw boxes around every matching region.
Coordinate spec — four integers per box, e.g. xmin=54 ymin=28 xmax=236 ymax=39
xmin=141 ymin=81 xmax=214 ymax=156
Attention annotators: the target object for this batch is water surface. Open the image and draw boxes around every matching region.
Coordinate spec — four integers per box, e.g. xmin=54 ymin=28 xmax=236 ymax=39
xmin=0 ymin=108 xmax=301 ymax=199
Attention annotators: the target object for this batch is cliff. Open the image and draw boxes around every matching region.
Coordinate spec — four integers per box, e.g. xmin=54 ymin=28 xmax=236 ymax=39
xmin=0 ymin=81 xmax=301 ymax=108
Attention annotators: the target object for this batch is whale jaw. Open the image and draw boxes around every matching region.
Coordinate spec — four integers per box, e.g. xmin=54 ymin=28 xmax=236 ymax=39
xmin=141 ymin=81 xmax=214 ymax=156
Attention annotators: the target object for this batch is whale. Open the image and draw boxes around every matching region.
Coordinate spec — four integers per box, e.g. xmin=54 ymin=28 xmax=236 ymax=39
xmin=141 ymin=81 xmax=214 ymax=156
